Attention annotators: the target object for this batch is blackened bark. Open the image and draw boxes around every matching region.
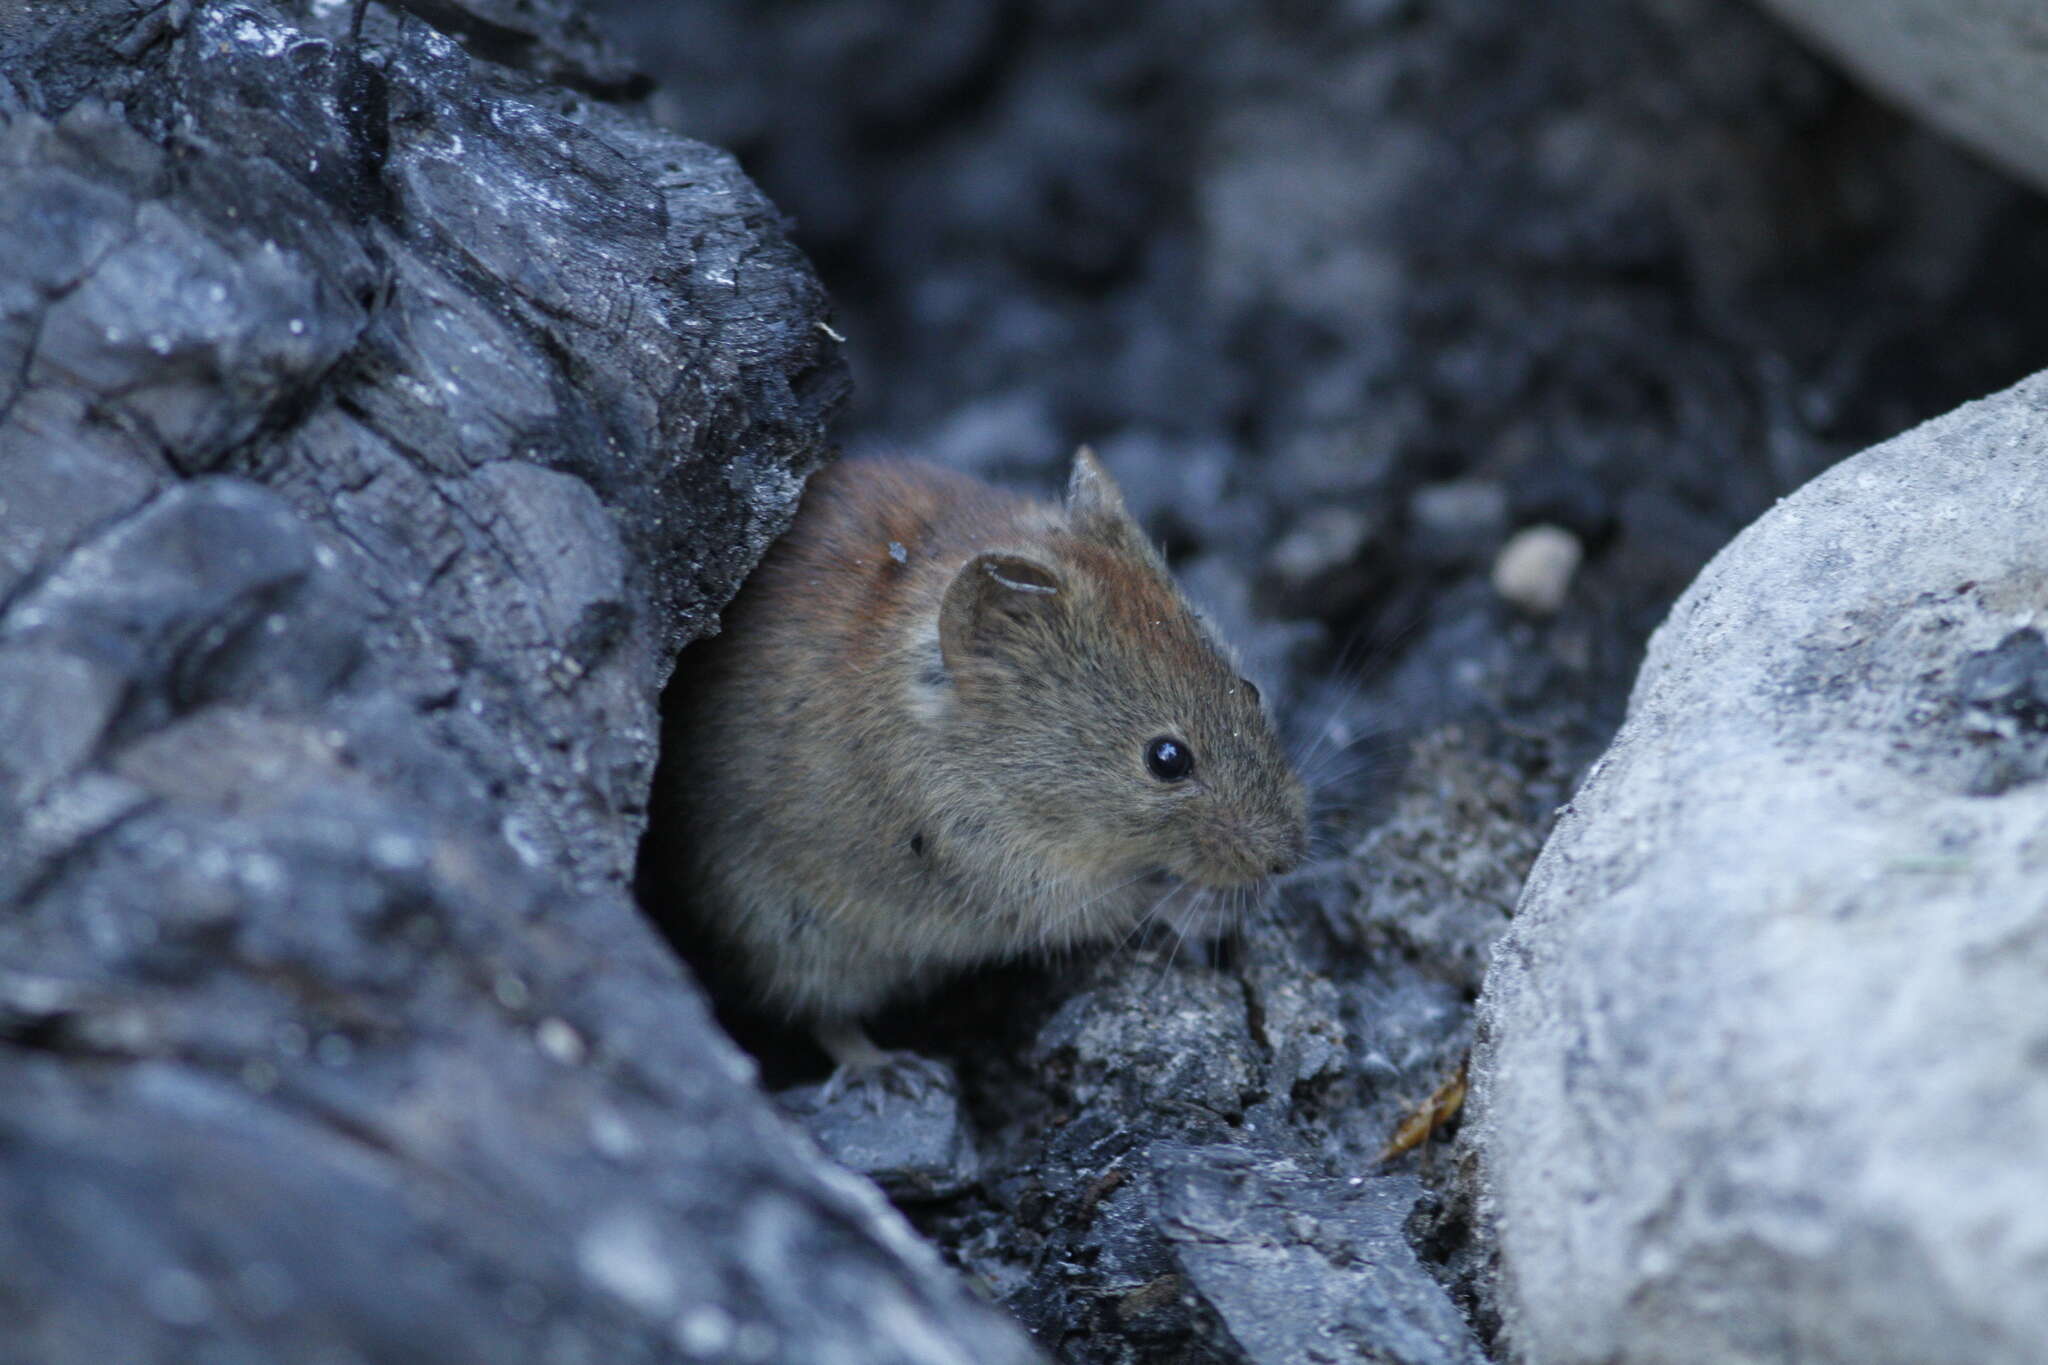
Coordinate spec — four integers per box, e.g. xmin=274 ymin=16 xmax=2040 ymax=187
xmin=0 ymin=3 xmax=1038 ymax=1361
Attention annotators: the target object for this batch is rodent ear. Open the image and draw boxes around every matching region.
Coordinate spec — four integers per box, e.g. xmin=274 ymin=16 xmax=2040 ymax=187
xmin=1065 ymin=446 xmax=1139 ymax=541
xmin=939 ymin=553 xmax=1062 ymax=669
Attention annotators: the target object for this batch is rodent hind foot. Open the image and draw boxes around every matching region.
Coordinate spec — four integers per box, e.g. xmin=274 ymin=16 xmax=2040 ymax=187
xmin=819 ymin=1052 xmax=956 ymax=1110
xmin=814 ymin=1020 xmax=956 ymax=1110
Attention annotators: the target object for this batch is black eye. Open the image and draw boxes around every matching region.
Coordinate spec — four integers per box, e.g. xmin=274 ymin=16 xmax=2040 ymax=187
xmin=1240 ymin=679 xmax=1261 ymax=706
xmin=1145 ymin=736 xmax=1194 ymax=782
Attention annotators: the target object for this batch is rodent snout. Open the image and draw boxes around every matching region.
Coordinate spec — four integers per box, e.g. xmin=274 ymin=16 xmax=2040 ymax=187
xmin=1196 ymin=816 xmax=1309 ymax=887
xmin=1267 ymin=825 xmax=1310 ymax=877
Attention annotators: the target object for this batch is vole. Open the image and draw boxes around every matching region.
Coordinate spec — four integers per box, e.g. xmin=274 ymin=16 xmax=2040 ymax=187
xmin=665 ymin=449 xmax=1308 ymax=1071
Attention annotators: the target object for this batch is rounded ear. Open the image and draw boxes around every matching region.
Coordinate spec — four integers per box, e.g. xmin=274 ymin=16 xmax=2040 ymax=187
xmin=939 ymin=552 xmax=1061 ymax=669
xmin=1066 ymin=446 xmax=1146 ymax=547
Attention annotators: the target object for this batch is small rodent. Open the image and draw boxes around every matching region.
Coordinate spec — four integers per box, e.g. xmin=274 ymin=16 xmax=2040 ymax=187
xmin=666 ymin=450 xmax=1308 ymax=1065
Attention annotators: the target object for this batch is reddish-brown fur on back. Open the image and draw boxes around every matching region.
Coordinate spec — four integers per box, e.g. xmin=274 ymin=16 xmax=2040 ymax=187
xmin=734 ymin=460 xmax=1033 ymax=667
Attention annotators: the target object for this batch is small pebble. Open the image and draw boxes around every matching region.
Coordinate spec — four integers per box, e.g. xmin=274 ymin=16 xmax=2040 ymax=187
xmin=1492 ymin=523 xmax=1583 ymax=615
xmin=675 ymin=1303 xmax=735 ymax=1356
xmin=537 ymin=1016 xmax=587 ymax=1065
xmin=1268 ymin=507 xmax=1373 ymax=588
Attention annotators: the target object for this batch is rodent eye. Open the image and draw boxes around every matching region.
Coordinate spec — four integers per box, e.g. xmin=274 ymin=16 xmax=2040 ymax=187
xmin=1240 ymin=678 xmax=1261 ymax=706
xmin=1145 ymin=736 xmax=1194 ymax=782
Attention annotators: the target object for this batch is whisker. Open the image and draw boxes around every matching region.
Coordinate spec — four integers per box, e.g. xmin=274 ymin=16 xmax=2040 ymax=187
xmin=1284 ymin=590 xmax=1458 ymax=792
xmin=1131 ymin=877 xmax=1185 ymax=945
xmin=1058 ymin=868 xmax=1158 ymax=951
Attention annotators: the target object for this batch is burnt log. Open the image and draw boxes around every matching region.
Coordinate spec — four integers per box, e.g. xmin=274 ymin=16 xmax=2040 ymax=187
xmin=0 ymin=2 xmax=1039 ymax=1361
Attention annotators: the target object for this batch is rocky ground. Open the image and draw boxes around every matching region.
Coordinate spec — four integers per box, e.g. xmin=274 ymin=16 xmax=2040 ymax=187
xmin=596 ymin=0 xmax=2048 ymax=1359
xmin=5 ymin=0 xmax=2048 ymax=1360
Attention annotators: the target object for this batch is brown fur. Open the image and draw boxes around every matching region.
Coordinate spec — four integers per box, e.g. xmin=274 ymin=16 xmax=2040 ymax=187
xmin=665 ymin=451 xmax=1308 ymax=1024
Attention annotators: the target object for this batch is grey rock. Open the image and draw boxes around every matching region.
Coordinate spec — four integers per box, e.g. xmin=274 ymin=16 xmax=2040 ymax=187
xmin=1757 ymin=0 xmax=2048 ymax=195
xmin=1269 ymin=506 xmax=1377 ymax=586
xmin=1471 ymin=370 xmax=2048 ymax=1363
xmin=1338 ymin=730 xmax=1544 ymax=999
xmin=783 ymin=1064 xmax=982 ymax=1203
xmin=0 ymin=2 xmax=1043 ymax=1363
xmin=1956 ymin=626 xmax=2048 ymax=747
xmin=981 ymin=929 xmax=1487 ymax=1364
xmin=1263 ymin=504 xmax=1385 ymax=626
xmin=1155 ymin=1145 xmax=1485 ymax=1365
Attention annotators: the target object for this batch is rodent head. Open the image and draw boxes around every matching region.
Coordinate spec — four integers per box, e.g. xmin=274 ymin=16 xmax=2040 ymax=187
xmin=932 ymin=450 xmax=1310 ymax=904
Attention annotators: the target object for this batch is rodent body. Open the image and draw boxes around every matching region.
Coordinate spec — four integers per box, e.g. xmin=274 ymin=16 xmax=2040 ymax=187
xmin=667 ymin=451 xmax=1308 ymax=1028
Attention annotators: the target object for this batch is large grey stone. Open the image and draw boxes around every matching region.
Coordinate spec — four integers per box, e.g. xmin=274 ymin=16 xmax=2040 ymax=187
xmin=1471 ymin=371 xmax=2048 ymax=1362
xmin=1756 ymin=0 xmax=2048 ymax=196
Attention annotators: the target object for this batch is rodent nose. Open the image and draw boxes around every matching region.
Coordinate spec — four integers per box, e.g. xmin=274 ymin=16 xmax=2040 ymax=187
xmin=1268 ymin=828 xmax=1310 ymax=877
